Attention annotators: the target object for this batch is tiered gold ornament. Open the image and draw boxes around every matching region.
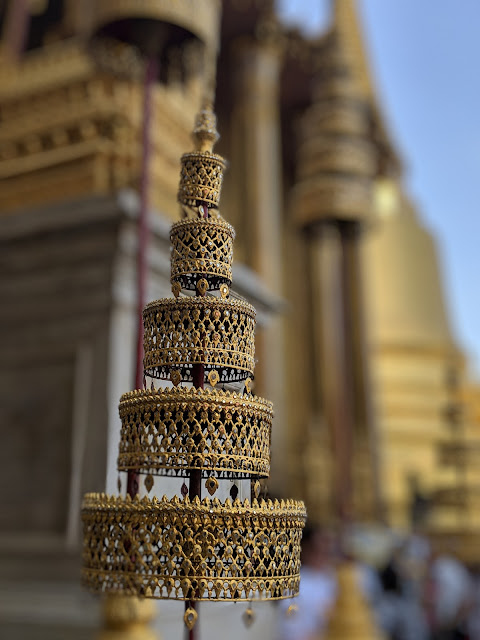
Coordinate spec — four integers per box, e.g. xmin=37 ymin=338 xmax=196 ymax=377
xmin=81 ymin=105 xmax=306 ymax=629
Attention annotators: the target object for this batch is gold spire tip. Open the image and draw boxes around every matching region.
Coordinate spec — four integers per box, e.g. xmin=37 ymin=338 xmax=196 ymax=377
xmin=192 ymin=103 xmax=219 ymax=153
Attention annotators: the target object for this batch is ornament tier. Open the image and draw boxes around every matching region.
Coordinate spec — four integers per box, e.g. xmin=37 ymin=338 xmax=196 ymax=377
xmin=143 ymin=296 xmax=255 ymax=382
xmin=82 ymin=494 xmax=304 ymax=601
xmin=81 ymin=106 xmax=305 ymax=606
xmin=170 ymin=217 xmax=235 ymax=292
xmin=118 ymin=387 xmax=272 ymax=478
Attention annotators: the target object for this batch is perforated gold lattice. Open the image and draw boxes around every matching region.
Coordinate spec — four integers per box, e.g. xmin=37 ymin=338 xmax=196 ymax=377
xmin=118 ymin=388 xmax=272 ymax=478
xmin=143 ymin=298 xmax=255 ymax=382
xmin=82 ymin=494 xmax=306 ymax=601
xmin=178 ymin=152 xmax=227 ymax=208
xmin=170 ymin=218 xmax=235 ymax=291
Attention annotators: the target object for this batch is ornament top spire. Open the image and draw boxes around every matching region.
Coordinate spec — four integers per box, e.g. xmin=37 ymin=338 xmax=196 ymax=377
xmin=192 ymin=102 xmax=220 ymax=153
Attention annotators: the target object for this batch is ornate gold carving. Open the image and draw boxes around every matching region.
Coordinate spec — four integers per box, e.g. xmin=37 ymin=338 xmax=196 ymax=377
xmin=293 ymin=174 xmax=372 ymax=226
xmin=143 ymin=297 xmax=256 ymax=382
xmin=118 ymin=388 xmax=272 ymax=478
xmin=172 ymin=281 xmax=182 ymax=298
xmin=170 ymin=218 xmax=235 ymax=291
xmin=82 ymin=493 xmax=306 ymax=601
xmin=296 ymin=137 xmax=375 ymax=180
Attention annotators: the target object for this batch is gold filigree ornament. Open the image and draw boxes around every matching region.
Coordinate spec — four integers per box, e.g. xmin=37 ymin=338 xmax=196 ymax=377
xmin=81 ymin=494 xmax=306 ymax=601
xmin=184 ymin=607 xmax=198 ymax=630
xmin=170 ymin=218 xmax=235 ymax=292
xmin=118 ymin=388 xmax=272 ymax=478
xmin=81 ymin=103 xmax=305 ymax=627
xmin=143 ymin=297 xmax=255 ymax=383
xmin=177 ymin=107 xmax=227 ymax=208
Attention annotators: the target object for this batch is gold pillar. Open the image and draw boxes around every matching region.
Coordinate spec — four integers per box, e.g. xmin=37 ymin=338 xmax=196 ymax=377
xmin=230 ymin=25 xmax=288 ymax=494
xmin=98 ymin=595 xmax=158 ymax=640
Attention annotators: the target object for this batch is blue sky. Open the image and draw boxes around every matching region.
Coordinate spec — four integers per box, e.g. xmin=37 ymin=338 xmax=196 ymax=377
xmin=278 ymin=1 xmax=480 ymax=377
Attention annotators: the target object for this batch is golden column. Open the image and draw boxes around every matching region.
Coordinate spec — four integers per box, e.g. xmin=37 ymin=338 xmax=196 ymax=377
xmin=292 ymin=34 xmax=381 ymax=525
xmin=291 ymin=0 xmax=385 ymax=636
xmin=229 ymin=9 xmax=289 ymax=494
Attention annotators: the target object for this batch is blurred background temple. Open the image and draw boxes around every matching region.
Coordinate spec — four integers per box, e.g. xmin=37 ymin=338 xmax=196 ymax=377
xmin=1 ymin=0 xmax=479 ymax=638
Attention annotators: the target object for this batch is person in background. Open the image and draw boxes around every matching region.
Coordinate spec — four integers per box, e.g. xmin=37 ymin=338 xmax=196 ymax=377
xmin=424 ymin=549 xmax=472 ymax=640
xmin=278 ymin=524 xmax=337 ymax=640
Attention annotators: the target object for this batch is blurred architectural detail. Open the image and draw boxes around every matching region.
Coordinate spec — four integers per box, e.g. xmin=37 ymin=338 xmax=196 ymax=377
xmin=97 ymin=595 xmax=157 ymax=640
xmin=1 ymin=0 xmax=480 ymax=638
xmin=324 ymin=563 xmax=385 ymax=640
xmin=364 ymin=179 xmax=463 ymax=530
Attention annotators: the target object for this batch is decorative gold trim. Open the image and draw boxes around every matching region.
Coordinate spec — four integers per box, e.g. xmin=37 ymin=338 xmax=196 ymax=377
xmin=118 ymin=388 xmax=273 ymax=478
xmin=170 ymin=218 xmax=235 ymax=291
xmin=143 ymin=297 xmax=256 ymax=382
xmin=82 ymin=493 xmax=306 ymax=601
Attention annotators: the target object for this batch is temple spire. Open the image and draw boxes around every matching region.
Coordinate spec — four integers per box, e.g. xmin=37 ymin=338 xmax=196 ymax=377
xmin=330 ymin=0 xmax=374 ymax=100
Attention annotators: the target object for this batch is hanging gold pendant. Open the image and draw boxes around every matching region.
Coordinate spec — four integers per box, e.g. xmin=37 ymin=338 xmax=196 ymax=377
xmin=184 ymin=606 xmax=198 ymax=630
xmin=242 ymin=606 xmax=255 ymax=628
xmin=205 ymin=476 xmax=219 ymax=496
xmin=170 ymin=370 xmax=181 ymax=387
xmin=196 ymin=278 xmax=208 ymax=295
xmin=144 ymin=474 xmax=154 ymax=493
xmin=208 ymin=370 xmax=220 ymax=387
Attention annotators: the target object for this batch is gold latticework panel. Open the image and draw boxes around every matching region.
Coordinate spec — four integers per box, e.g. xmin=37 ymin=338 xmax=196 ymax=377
xmin=143 ymin=297 xmax=255 ymax=382
xmin=178 ymin=152 xmax=227 ymax=208
xmin=82 ymin=494 xmax=306 ymax=601
xmin=170 ymin=218 xmax=235 ymax=291
xmin=118 ymin=388 xmax=272 ymax=478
